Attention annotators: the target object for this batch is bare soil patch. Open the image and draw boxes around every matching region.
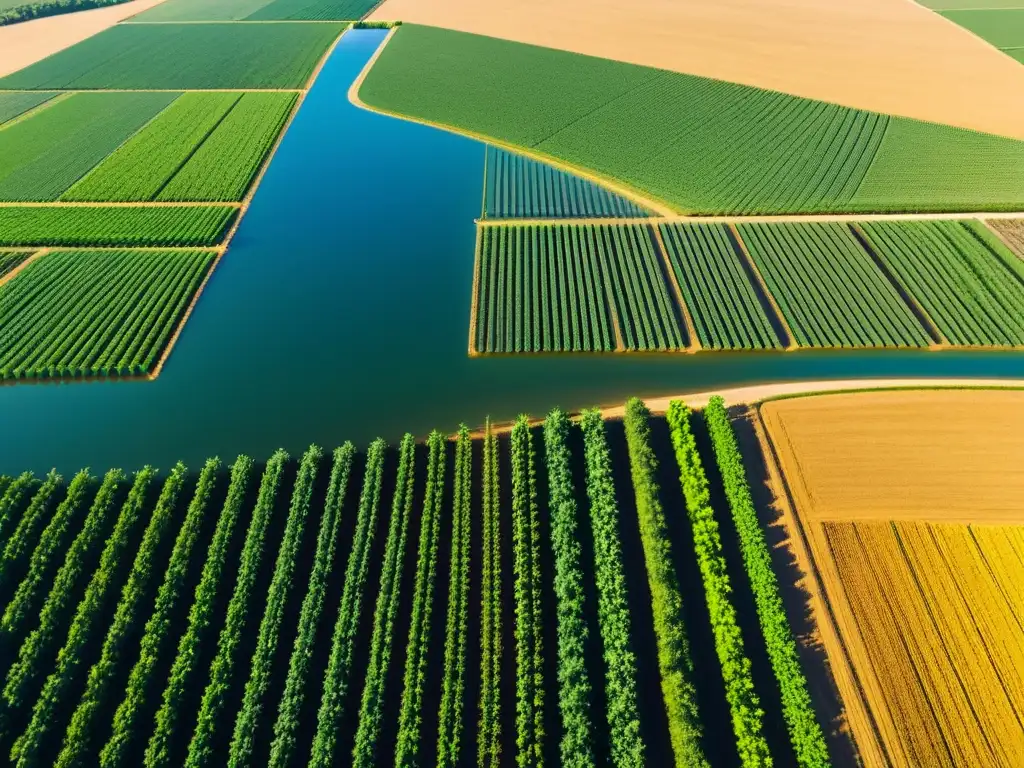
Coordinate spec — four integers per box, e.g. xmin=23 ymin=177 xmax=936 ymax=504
xmin=370 ymin=0 xmax=1024 ymax=140
xmin=0 ymin=0 xmax=168 ymax=78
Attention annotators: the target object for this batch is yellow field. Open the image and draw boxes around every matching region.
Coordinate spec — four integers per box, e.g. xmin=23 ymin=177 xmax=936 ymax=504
xmin=758 ymin=389 xmax=1024 ymax=766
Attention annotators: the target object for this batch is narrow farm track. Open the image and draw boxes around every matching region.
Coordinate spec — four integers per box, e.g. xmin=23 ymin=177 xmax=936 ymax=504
xmin=0 ymin=248 xmax=46 ymax=288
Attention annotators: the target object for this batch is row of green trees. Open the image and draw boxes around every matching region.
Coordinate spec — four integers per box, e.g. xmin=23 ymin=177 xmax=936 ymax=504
xmin=0 ymin=471 xmax=61 ymax=592
xmin=0 ymin=474 xmax=37 ymax=549
xmin=477 ymin=421 xmax=503 ymax=768
xmin=0 ymin=0 xmax=131 ymax=28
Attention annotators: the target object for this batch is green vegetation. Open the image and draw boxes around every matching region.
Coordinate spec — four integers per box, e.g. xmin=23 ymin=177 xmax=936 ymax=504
xmin=63 ymin=93 xmax=241 ymax=202
xmin=0 ymin=206 xmax=235 ymax=247
xmin=436 ymin=427 xmax=471 ymax=768
xmin=859 ymin=220 xmax=1024 ymax=346
xmin=511 ymin=416 xmax=545 ymax=768
xmin=0 ymin=249 xmax=215 ymax=380
xmin=0 ymin=92 xmax=55 ymax=125
xmin=0 ymin=472 xmax=61 ymax=593
xmin=736 ymin=222 xmax=931 ymax=348
xmin=361 ymin=24 xmax=1024 ymax=214
xmin=666 ymin=402 xmax=770 ymax=767
xmin=478 ymin=422 xmax=502 ymax=768
xmin=475 ymin=223 xmax=682 ymax=353
xmin=621 ymin=400 xmax=707 ymax=768
xmin=157 ymin=93 xmax=296 ymax=202
xmin=659 ymin=223 xmax=781 ymax=350
xmin=246 ymin=0 xmax=382 ymax=21
xmin=483 ymin=146 xmax=650 ymax=219
xmin=941 ymin=8 xmax=1024 ymax=48
xmin=133 ymin=0 xmax=282 ymax=21
xmin=703 ymin=397 xmax=829 ymax=767
xmin=0 ymin=23 xmax=345 ymax=90
xmin=0 ymin=251 xmax=32 ymax=278
xmin=542 ymin=410 xmax=595 ymax=768
xmin=0 ymin=92 xmax=177 ymax=201
xmin=0 ymin=0 xmax=132 ymax=27
xmin=134 ymin=0 xmax=379 ymax=20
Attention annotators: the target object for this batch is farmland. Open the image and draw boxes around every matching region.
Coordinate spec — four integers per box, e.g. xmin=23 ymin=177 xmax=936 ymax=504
xmin=0 ymin=22 xmax=345 ymax=89
xmin=359 ymin=24 xmax=1024 ymax=215
xmin=0 ymin=91 xmax=54 ymax=124
xmin=0 ymin=397 xmax=831 ymax=768
xmin=759 ymin=389 xmax=1024 ymax=765
xmin=0 ymin=206 xmax=237 ymax=247
xmin=483 ymin=146 xmax=650 ymax=219
xmin=0 ymin=250 xmax=32 ymax=278
xmin=0 ymin=248 xmax=215 ymax=379
xmin=735 ymin=222 xmax=931 ymax=348
xmin=135 ymin=0 xmax=381 ymax=21
xmin=473 ymin=223 xmax=684 ymax=354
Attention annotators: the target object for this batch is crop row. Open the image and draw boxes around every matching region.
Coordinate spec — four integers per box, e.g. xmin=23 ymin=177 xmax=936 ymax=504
xmin=0 ymin=402 xmax=829 ymax=768
xmin=483 ymin=146 xmax=650 ymax=220
xmin=0 ymin=248 xmax=215 ymax=380
xmin=0 ymin=92 xmax=56 ymax=127
xmin=0 ymin=252 xmax=33 ymax=279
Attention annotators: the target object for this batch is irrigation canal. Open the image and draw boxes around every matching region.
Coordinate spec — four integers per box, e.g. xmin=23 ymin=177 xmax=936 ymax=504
xmin=3 ymin=28 xmax=1024 ymax=473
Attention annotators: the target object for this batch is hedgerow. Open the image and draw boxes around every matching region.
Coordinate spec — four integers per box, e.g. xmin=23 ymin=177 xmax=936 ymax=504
xmin=621 ymin=399 xmax=707 ymax=768
xmin=0 ymin=471 xmax=61 ymax=594
xmin=0 ymin=473 xmax=36 ymax=550
xmin=665 ymin=401 xmax=771 ymax=768
xmin=703 ymin=398 xmax=829 ymax=767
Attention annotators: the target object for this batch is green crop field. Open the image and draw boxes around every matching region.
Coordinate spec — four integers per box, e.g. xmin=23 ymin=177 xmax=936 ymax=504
xmin=157 ymin=92 xmax=297 ymax=201
xmin=133 ymin=0 xmax=377 ymax=20
xmin=920 ymin=0 xmax=1024 ymax=8
xmin=483 ymin=146 xmax=650 ymax=219
xmin=736 ymin=222 xmax=932 ymax=348
xmin=0 ymin=205 xmax=236 ymax=247
xmin=0 ymin=92 xmax=56 ymax=125
xmin=659 ymin=223 xmax=782 ymax=350
xmin=0 ymin=398 xmax=828 ymax=767
xmin=941 ymin=9 xmax=1024 ymax=48
xmin=360 ymin=24 xmax=1024 ymax=215
xmin=474 ymin=223 xmax=684 ymax=353
xmin=0 ymin=250 xmax=33 ymax=278
xmin=859 ymin=220 xmax=1024 ymax=346
xmin=0 ymin=248 xmax=214 ymax=379
xmin=0 ymin=23 xmax=344 ymax=90
xmin=246 ymin=0 xmax=381 ymax=20
xmin=132 ymin=0 xmax=280 ymax=20
xmin=61 ymin=92 xmax=296 ymax=203
xmin=0 ymin=92 xmax=177 ymax=202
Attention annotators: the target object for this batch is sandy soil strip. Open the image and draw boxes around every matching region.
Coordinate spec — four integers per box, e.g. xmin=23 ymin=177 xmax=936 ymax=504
xmin=370 ymin=0 xmax=1024 ymax=140
xmin=0 ymin=0 xmax=170 ymax=79
xmin=0 ymin=248 xmax=46 ymax=287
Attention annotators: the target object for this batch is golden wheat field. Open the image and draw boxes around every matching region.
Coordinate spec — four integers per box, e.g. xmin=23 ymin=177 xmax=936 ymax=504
xmin=759 ymin=390 xmax=1024 ymax=767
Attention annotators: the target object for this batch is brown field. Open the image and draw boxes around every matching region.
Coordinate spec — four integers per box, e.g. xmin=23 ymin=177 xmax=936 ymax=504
xmin=758 ymin=389 xmax=1024 ymax=766
xmin=371 ymin=0 xmax=1024 ymax=140
xmin=0 ymin=0 xmax=167 ymax=78
xmin=986 ymin=218 xmax=1024 ymax=256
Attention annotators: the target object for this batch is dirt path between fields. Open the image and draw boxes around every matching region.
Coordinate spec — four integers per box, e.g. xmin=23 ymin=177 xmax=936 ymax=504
xmin=0 ymin=0 xmax=170 ymax=78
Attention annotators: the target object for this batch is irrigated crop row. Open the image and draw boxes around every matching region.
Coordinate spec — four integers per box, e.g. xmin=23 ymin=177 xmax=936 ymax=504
xmin=474 ymin=223 xmax=684 ymax=353
xmin=859 ymin=220 xmax=1024 ymax=346
xmin=0 ymin=249 xmax=215 ymax=380
xmin=1 ymin=402 xmax=828 ymax=768
xmin=483 ymin=146 xmax=650 ymax=219
xmin=0 ymin=206 xmax=236 ymax=248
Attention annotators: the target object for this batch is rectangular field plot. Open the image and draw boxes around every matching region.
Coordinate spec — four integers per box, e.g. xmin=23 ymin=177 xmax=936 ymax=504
xmin=0 ymin=92 xmax=177 ymax=202
xmin=859 ymin=220 xmax=1024 ymax=346
xmin=0 ymin=249 xmax=215 ymax=379
xmin=659 ymin=223 xmax=782 ymax=350
xmin=474 ymin=223 xmax=685 ymax=353
xmin=986 ymin=218 xmax=1024 ymax=254
xmin=0 ymin=23 xmax=344 ymax=90
xmin=941 ymin=9 xmax=1024 ymax=48
xmin=0 ymin=206 xmax=236 ymax=247
xmin=246 ymin=0 xmax=381 ymax=19
xmin=0 ymin=251 xmax=33 ymax=279
xmin=483 ymin=146 xmax=650 ymax=219
xmin=0 ymin=92 xmax=56 ymax=125
xmin=821 ymin=520 xmax=1024 ymax=766
xmin=63 ymin=92 xmax=296 ymax=202
xmin=132 ymin=0 xmax=279 ymax=20
xmin=735 ymin=222 xmax=932 ymax=348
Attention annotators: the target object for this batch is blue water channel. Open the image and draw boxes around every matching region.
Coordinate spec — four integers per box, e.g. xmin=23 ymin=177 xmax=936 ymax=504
xmin=3 ymin=29 xmax=1024 ymax=473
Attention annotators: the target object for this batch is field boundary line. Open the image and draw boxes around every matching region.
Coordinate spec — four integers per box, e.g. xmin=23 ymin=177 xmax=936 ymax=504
xmin=0 ymin=201 xmax=240 ymax=208
xmin=481 ymin=211 xmax=1024 ymax=225
xmin=753 ymin=406 xmax=893 ymax=768
xmin=468 ymin=223 xmax=482 ymax=356
xmin=848 ymin=223 xmax=948 ymax=348
xmin=0 ymin=248 xmax=47 ymax=288
xmin=649 ymin=221 xmax=700 ymax=352
xmin=149 ymin=25 xmax=351 ymax=378
xmin=726 ymin=223 xmax=799 ymax=350
xmin=0 ymin=91 xmax=73 ymax=131
xmin=120 ymin=19 xmax=353 ymax=24
xmin=981 ymin=219 xmax=1024 ymax=262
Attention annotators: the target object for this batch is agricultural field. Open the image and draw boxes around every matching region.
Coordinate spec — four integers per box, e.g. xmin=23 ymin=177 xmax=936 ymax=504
xmin=0 ymin=205 xmax=237 ymax=247
xmin=0 ymin=250 xmax=32 ymax=278
xmin=0 ymin=398 xmax=830 ymax=768
xmin=359 ymin=24 xmax=1024 ymax=214
xmin=941 ymin=8 xmax=1024 ymax=50
xmin=759 ymin=389 xmax=1024 ymax=765
xmin=859 ymin=220 xmax=1024 ymax=347
xmin=986 ymin=217 xmax=1024 ymax=254
xmin=0 ymin=248 xmax=215 ymax=379
xmin=135 ymin=0 xmax=381 ymax=21
xmin=0 ymin=22 xmax=345 ymax=89
xmin=659 ymin=223 xmax=782 ymax=350
xmin=0 ymin=91 xmax=54 ymax=124
xmin=482 ymin=146 xmax=651 ymax=219
xmin=735 ymin=222 xmax=932 ymax=348
xmin=473 ymin=223 xmax=685 ymax=353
